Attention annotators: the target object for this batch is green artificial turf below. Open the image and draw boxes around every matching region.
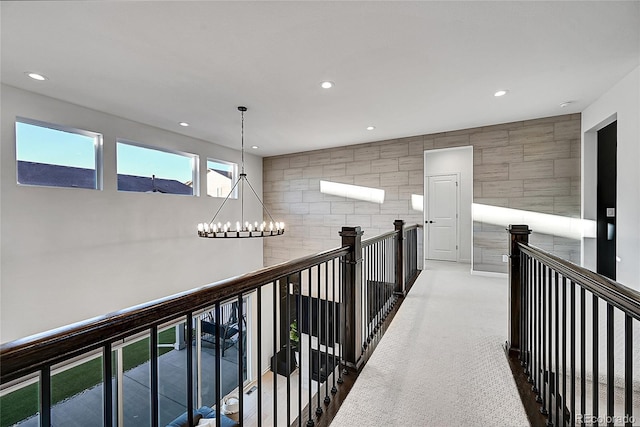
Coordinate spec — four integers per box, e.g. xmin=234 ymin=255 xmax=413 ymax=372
xmin=0 ymin=329 xmax=175 ymax=427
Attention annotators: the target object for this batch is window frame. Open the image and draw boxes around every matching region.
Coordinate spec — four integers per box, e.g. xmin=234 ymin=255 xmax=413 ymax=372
xmin=15 ymin=117 xmax=104 ymax=190
xmin=116 ymin=138 xmax=199 ymax=196
xmin=206 ymin=158 xmax=238 ymax=199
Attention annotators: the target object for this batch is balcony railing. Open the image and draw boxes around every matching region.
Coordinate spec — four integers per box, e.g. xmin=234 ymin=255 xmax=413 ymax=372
xmin=0 ymin=221 xmax=421 ymax=427
xmin=507 ymin=225 xmax=640 ymax=427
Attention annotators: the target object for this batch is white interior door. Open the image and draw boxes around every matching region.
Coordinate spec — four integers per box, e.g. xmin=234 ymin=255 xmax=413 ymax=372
xmin=426 ymin=174 xmax=458 ymax=261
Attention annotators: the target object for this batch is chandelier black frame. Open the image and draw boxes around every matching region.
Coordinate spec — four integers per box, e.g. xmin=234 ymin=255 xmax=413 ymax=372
xmin=197 ymin=106 xmax=284 ymax=238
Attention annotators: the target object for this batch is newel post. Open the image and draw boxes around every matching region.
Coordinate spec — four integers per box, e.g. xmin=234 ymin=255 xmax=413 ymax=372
xmin=394 ymin=219 xmax=405 ymax=296
xmin=340 ymin=226 xmax=364 ymax=370
xmin=507 ymin=224 xmax=531 ymax=356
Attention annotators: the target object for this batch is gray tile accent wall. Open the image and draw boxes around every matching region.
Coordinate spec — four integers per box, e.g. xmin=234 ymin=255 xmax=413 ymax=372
xmin=263 ymin=114 xmax=581 ymax=273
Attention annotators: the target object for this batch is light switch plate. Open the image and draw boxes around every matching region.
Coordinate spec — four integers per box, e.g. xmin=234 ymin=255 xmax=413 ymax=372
xmin=502 ymin=254 xmax=509 ymax=263
xmin=606 ymin=207 xmax=615 ymax=217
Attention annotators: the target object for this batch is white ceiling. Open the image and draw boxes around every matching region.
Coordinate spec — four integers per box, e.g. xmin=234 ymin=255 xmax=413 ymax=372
xmin=2 ymin=1 xmax=639 ymax=157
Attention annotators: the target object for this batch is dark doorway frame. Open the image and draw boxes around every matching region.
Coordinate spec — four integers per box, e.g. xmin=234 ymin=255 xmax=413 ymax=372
xmin=596 ymin=121 xmax=617 ymax=280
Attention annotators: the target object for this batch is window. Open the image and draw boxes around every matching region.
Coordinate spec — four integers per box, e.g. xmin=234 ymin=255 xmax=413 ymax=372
xmin=16 ymin=118 xmax=102 ymax=189
xmin=116 ymin=141 xmax=198 ymax=195
xmin=207 ymin=159 xmax=238 ymax=198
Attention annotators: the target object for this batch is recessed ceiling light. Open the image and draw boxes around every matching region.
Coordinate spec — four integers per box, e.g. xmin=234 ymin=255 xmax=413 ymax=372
xmin=366 ymin=126 xmax=375 ymax=131
xmin=321 ymin=81 xmax=334 ymax=89
xmin=251 ymin=145 xmax=259 ymax=149
xmin=494 ymin=90 xmax=508 ymax=97
xmin=179 ymin=122 xmax=190 ymax=127
xmin=559 ymin=101 xmax=572 ymax=108
xmin=26 ymin=72 xmax=47 ymax=81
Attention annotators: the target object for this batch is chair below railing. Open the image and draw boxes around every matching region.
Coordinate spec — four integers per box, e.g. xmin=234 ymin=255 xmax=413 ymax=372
xmin=507 ymin=225 xmax=640 ymax=427
xmin=0 ymin=220 xmax=422 ymax=427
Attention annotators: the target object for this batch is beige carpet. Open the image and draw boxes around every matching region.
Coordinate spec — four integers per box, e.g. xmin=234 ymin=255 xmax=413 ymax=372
xmin=331 ymin=261 xmax=530 ymax=426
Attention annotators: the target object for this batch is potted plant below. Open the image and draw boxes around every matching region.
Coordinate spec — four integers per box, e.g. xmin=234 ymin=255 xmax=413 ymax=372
xmin=289 ymin=320 xmax=299 ymax=365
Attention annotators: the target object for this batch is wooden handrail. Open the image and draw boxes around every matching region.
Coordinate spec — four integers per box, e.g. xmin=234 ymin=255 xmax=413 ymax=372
xmin=517 ymin=242 xmax=640 ymax=321
xmin=362 ymin=230 xmax=397 ymax=247
xmin=0 ymin=245 xmax=350 ymax=384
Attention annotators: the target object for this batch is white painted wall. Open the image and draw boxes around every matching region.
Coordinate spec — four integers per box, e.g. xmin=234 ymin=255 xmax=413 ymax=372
xmin=581 ymin=66 xmax=640 ymax=291
xmin=424 ymin=146 xmax=473 ymax=263
xmin=0 ymin=85 xmax=272 ymax=357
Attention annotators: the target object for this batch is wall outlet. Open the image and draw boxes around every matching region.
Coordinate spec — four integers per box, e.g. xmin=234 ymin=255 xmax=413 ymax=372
xmin=502 ymin=254 xmax=509 ymax=263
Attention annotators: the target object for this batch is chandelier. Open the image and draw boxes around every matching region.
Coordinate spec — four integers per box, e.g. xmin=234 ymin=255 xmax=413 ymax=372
xmin=197 ymin=106 xmax=284 ymax=238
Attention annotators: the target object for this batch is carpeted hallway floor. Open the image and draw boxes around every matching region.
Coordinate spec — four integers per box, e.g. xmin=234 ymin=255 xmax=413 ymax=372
xmin=331 ymin=261 xmax=530 ymax=426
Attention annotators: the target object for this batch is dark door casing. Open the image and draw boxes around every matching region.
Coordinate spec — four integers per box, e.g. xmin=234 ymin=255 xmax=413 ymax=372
xmin=596 ymin=121 xmax=617 ymax=280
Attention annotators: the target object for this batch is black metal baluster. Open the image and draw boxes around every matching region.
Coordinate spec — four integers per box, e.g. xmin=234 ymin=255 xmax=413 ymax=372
xmin=389 ymin=237 xmax=393 ymax=310
xmin=535 ymin=260 xmax=541 ymax=399
xmin=297 ymin=272 xmax=302 ymax=427
xmin=339 ymin=254 xmax=346 ymax=384
xmin=371 ymin=243 xmax=375 ymax=338
xmin=521 ymin=253 xmax=527 ymax=368
xmin=186 ymin=314 xmax=194 ymax=427
xmin=378 ymin=240 xmax=382 ymax=332
xmin=384 ymin=238 xmax=388 ymax=317
xmin=385 ymin=238 xmax=390 ymax=316
xmin=546 ymin=267 xmax=552 ymax=424
xmin=383 ymin=238 xmax=388 ymax=316
xmin=381 ymin=239 xmax=384 ymax=324
xmin=324 ymin=261 xmax=331 ymax=406
xmin=363 ymin=246 xmax=369 ymax=348
xmin=331 ymin=258 xmax=338 ymax=396
xmin=554 ymin=271 xmax=559 ymax=427
xmin=562 ymin=276 xmax=567 ymax=427
xmin=624 ymin=314 xmax=632 ymax=427
xmin=257 ymin=286 xmax=263 ymax=427
xmin=272 ymin=282 xmax=278 ymax=427
xmin=527 ymin=257 xmax=536 ymax=384
xmin=151 ymin=326 xmax=159 ymax=427
xmin=570 ymin=281 xmax=576 ymax=427
xmin=606 ymin=303 xmax=614 ymax=427
xmin=592 ymin=294 xmax=599 ymax=426
xmin=580 ymin=288 xmax=586 ymax=423
xmin=215 ymin=304 xmax=221 ymax=427
xmin=237 ymin=294 xmax=244 ymax=426
xmin=368 ymin=244 xmax=372 ymax=338
xmin=286 ymin=275 xmax=291 ymax=427
xmin=40 ymin=366 xmax=51 ymax=427
xmin=541 ymin=265 xmax=548 ymax=416
xmin=307 ymin=268 xmax=314 ymax=426
xmin=374 ymin=241 xmax=379 ymax=335
xmin=374 ymin=242 xmax=385 ymax=334
xmin=383 ymin=238 xmax=387 ymax=317
xmin=392 ymin=237 xmax=396 ymax=308
xmin=103 ymin=343 xmax=113 ymax=427
xmin=316 ymin=265 xmax=323 ymax=417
